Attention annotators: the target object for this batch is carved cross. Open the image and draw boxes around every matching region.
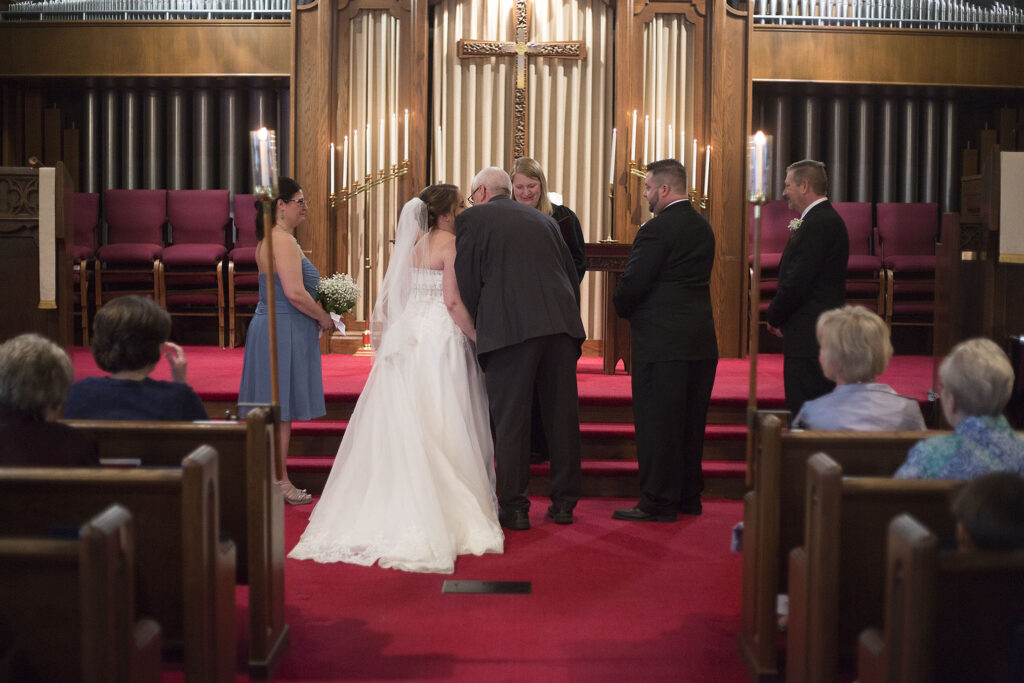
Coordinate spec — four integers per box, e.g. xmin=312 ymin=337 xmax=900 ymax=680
xmin=457 ymin=0 xmax=586 ymax=161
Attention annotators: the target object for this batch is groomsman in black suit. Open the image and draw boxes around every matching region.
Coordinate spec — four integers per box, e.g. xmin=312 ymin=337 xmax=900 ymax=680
xmin=612 ymin=159 xmax=719 ymax=522
xmin=455 ymin=167 xmax=586 ymax=531
xmin=766 ymin=159 xmax=849 ymax=416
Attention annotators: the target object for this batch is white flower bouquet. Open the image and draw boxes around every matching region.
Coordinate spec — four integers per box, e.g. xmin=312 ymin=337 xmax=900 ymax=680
xmin=317 ymin=273 xmax=360 ymax=334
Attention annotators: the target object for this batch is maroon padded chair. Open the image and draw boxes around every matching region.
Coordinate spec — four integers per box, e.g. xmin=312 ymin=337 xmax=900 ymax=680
xmin=876 ymin=202 xmax=938 ymax=326
xmin=161 ymin=190 xmax=230 ymax=347
xmin=228 ymin=194 xmax=260 ymax=347
xmin=748 ymin=200 xmax=799 ymax=326
xmin=71 ymin=192 xmax=100 ymax=344
xmin=834 ymin=201 xmax=885 ymax=315
xmin=95 ymin=189 xmax=166 ymax=309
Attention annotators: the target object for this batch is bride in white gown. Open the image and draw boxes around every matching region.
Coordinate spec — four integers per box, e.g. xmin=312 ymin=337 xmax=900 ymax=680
xmin=288 ymin=184 xmax=504 ymax=573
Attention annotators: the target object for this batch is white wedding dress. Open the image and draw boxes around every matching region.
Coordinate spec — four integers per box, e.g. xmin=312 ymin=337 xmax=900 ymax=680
xmin=288 ymin=204 xmax=503 ymax=574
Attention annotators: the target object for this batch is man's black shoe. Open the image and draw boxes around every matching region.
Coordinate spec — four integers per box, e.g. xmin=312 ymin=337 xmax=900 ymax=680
xmin=498 ymin=508 xmax=530 ymax=531
xmin=545 ymin=505 xmax=574 ymax=525
xmin=678 ymin=499 xmax=703 ymax=516
xmin=612 ymin=506 xmax=677 ymax=522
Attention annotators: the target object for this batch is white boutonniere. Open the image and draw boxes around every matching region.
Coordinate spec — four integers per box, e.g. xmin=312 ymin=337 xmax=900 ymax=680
xmin=788 ymin=218 xmax=803 ymax=232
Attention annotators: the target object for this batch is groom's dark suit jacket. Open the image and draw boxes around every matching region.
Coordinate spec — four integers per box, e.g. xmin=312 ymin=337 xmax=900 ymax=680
xmin=455 ymin=197 xmax=585 ymax=357
xmin=766 ymin=199 xmax=849 ymax=358
xmin=613 ymin=199 xmax=718 ymax=362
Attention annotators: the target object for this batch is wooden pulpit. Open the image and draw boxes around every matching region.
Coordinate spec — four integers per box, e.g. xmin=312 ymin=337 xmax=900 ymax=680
xmin=585 ymin=242 xmax=630 ymax=375
xmin=0 ymin=165 xmax=74 ymax=346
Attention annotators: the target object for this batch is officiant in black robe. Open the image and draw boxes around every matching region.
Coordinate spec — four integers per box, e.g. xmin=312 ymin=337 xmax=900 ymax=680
xmin=455 ymin=167 xmax=586 ymax=531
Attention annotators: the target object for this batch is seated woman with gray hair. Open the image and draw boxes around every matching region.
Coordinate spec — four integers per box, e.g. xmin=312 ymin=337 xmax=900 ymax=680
xmin=793 ymin=305 xmax=925 ymax=430
xmin=62 ymin=295 xmax=208 ymax=421
xmin=895 ymin=337 xmax=1024 ymax=479
xmin=0 ymin=333 xmax=97 ymax=465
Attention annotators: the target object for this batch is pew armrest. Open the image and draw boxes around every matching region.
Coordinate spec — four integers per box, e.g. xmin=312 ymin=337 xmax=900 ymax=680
xmin=857 ymin=628 xmax=887 ymax=683
xmin=132 ymin=618 xmax=163 ymax=683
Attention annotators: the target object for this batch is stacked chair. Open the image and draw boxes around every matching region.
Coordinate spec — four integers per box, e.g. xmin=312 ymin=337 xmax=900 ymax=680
xmin=71 ymin=192 xmax=100 ymax=345
xmin=95 ymin=189 xmax=166 ymax=309
xmin=835 ymin=201 xmax=885 ymax=315
xmin=227 ymin=193 xmax=260 ymax=347
xmin=876 ymin=202 xmax=939 ymax=329
xmin=161 ymin=190 xmax=230 ymax=348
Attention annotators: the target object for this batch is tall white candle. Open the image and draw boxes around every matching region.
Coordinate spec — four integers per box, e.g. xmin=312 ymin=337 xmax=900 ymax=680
xmin=680 ymin=129 xmax=685 ymax=166
xmin=258 ymin=128 xmax=270 ymax=188
xmin=378 ymin=118 xmax=385 ymax=172
xmin=403 ymin=109 xmax=409 ymax=161
xmin=329 ymin=142 xmax=335 ymax=191
xmin=353 ymin=129 xmax=359 ymax=184
xmin=656 ymin=119 xmax=662 ymax=160
xmin=643 ymin=116 xmax=650 ymax=166
xmin=365 ymin=122 xmax=371 ymax=177
xmin=691 ymin=139 xmax=698 ymax=190
xmin=668 ymin=124 xmax=674 ymax=160
xmin=390 ymin=112 xmax=398 ymax=167
xmin=609 ymin=127 xmax=617 ymax=185
xmin=704 ymin=145 xmax=711 ymax=193
xmin=630 ymin=110 xmax=638 ymax=162
xmin=753 ymin=130 xmax=766 ymax=197
xmin=342 ymin=135 xmax=348 ymax=189
xmin=436 ymin=124 xmax=443 ymax=180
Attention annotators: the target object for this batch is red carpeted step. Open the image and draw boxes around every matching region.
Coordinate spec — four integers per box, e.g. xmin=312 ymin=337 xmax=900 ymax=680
xmin=291 ymin=420 xmax=748 ymax=440
xmin=528 ymin=460 xmax=745 ymax=479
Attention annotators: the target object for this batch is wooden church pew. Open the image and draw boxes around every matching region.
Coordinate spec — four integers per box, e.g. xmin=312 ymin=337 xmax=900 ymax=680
xmin=738 ymin=413 xmax=938 ymax=682
xmin=0 ymin=447 xmax=236 ymax=683
xmin=63 ymin=407 xmax=286 ymax=679
xmin=0 ymin=504 xmax=162 ymax=683
xmin=785 ymin=453 xmax=963 ymax=683
xmin=858 ymin=514 xmax=1024 ymax=683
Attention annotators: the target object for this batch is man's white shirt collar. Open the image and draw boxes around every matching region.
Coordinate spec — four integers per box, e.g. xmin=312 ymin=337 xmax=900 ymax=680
xmin=801 ymin=196 xmax=827 ymax=219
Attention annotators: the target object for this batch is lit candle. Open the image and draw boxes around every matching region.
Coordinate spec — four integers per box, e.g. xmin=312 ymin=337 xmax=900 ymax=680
xmin=353 ymin=129 xmax=359 ymax=184
xmin=704 ymin=144 xmax=711 ymax=194
xmin=608 ymin=127 xmax=617 ymax=186
xmin=668 ymin=124 xmax=674 ymax=160
xmin=258 ymin=127 xmax=270 ymax=189
xmin=630 ymin=109 xmax=637 ymax=162
xmin=643 ymin=115 xmax=650 ymax=166
xmin=691 ymin=139 xmax=697 ymax=190
xmin=390 ymin=112 xmax=398 ymax=167
xmin=378 ymin=118 xmax=385 ymax=172
xmin=753 ymin=130 xmax=766 ymax=197
xmin=342 ymin=135 xmax=348 ymax=190
xmin=329 ymin=142 xmax=335 ymax=191
xmin=403 ymin=109 xmax=409 ymax=161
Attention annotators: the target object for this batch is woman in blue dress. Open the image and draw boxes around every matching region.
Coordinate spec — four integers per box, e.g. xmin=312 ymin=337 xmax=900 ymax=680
xmin=238 ymin=177 xmax=333 ymax=505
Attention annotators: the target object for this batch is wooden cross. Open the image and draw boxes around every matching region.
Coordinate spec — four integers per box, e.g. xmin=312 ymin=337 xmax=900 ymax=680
xmin=457 ymin=0 xmax=586 ymax=161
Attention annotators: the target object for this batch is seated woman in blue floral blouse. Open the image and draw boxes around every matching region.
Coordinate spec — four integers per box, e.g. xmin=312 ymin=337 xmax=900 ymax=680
xmin=793 ymin=305 xmax=925 ymax=431
xmin=895 ymin=337 xmax=1024 ymax=479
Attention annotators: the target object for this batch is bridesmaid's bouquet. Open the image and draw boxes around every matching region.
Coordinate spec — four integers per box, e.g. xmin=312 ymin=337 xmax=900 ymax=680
xmin=317 ymin=273 xmax=360 ymax=334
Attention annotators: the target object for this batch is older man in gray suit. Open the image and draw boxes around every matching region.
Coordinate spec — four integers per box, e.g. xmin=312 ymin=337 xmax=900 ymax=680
xmin=455 ymin=167 xmax=585 ymax=531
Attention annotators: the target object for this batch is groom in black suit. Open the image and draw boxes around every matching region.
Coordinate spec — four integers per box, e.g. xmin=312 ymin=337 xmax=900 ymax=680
xmin=612 ymin=159 xmax=719 ymax=522
xmin=455 ymin=167 xmax=586 ymax=531
xmin=766 ymin=159 xmax=849 ymax=416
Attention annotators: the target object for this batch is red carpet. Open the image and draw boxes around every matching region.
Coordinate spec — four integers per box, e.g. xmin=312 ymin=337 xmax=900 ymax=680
xmin=69 ymin=346 xmax=936 ymax=408
xmin=273 ymin=496 xmax=744 ymax=681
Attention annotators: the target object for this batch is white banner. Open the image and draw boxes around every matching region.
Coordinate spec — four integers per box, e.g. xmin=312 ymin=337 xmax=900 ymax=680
xmin=38 ymin=167 xmax=57 ymax=309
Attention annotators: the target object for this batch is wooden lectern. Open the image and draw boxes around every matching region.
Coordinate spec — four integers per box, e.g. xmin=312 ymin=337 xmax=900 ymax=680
xmin=0 ymin=165 xmax=74 ymax=346
xmin=585 ymin=242 xmax=630 ymax=375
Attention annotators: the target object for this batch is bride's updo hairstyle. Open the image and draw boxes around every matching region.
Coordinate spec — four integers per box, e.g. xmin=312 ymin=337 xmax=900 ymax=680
xmin=418 ymin=184 xmax=460 ymax=232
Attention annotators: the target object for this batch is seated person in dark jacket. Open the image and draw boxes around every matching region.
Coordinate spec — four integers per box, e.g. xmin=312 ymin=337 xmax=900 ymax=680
xmin=0 ymin=333 xmax=98 ymax=465
xmin=62 ymin=295 xmax=209 ymax=421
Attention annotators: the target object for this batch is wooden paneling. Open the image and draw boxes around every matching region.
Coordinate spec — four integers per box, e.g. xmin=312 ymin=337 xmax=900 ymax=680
xmin=0 ymin=22 xmax=290 ymax=77
xmin=751 ymin=27 xmax=1024 ymax=87
xmin=709 ymin=3 xmax=749 ymax=357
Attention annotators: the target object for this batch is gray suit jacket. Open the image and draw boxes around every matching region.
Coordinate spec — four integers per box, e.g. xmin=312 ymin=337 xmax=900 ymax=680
xmin=455 ymin=197 xmax=585 ymax=357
